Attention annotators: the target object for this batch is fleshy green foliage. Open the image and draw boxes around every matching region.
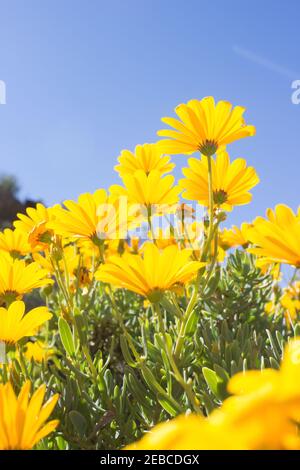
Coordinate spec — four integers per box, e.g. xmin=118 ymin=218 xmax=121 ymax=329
xmin=0 ymin=250 xmax=295 ymax=449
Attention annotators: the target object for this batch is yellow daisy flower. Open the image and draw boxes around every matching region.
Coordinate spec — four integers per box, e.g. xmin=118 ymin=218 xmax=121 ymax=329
xmin=95 ymin=242 xmax=204 ymax=301
xmin=0 ymin=254 xmax=52 ymax=303
xmin=110 ymin=169 xmax=181 ymax=214
xmin=50 ymin=189 xmax=131 ymax=245
xmin=280 ymin=282 xmax=300 ymax=322
xmin=0 ymin=228 xmax=32 ymax=258
xmin=0 ymin=380 xmax=59 ymax=449
xmin=114 ymin=143 xmax=175 ymax=177
xmin=157 ymin=96 xmax=256 ymax=156
xmin=24 ymin=341 xmax=55 ymax=363
xmin=179 ymin=151 xmax=259 ymax=211
xmin=247 ymin=204 xmax=300 ymax=267
xmin=13 ymin=203 xmax=56 ymax=251
xmin=220 ymin=222 xmax=252 ymax=249
xmin=0 ymin=301 xmax=51 ymax=344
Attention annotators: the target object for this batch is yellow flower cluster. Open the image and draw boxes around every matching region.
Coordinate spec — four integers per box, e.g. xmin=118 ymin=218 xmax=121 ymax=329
xmin=0 ymin=95 xmax=299 ymax=450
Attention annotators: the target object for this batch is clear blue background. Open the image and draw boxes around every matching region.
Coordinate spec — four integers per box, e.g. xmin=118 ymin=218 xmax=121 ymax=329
xmin=0 ymin=0 xmax=299 ymax=226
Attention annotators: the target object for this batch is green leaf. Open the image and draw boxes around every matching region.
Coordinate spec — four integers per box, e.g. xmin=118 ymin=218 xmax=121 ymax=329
xmin=127 ymin=371 xmax=153 ymax=409
xmin=141 ymin=365 xmax=182 ymax=414
xmin=185 ymin=310 xmax=199 ymax=336
xmin=202 ymin=367 xmax=228 ymax=400
xmin=294 ymin=323 xmax=300 ymax=337
xmin=269 ymin=356 xmax=280 ymax=370
xmin=202 ymin=392 xmax=216 ymax=414
xmin=266 ymin=329 xmax=280 ymax=359
xmin=69 ymin=410 xmax=87 ymax=437
xmin=58 ymin=317 xmax=75 ymax=357
xmin=119 ymin=335 xmax=137 ymax=367
xmin=202 ymin=367 xmax=219 ymax=397
xmin=74 ymin=312 xmax=87 ymax=347
xmin=157 ymin=395 xmax=179 ymax=417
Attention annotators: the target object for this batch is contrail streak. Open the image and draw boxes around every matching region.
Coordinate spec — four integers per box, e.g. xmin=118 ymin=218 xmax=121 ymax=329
xmin=233 ymin=45 xmax=298 ymax=80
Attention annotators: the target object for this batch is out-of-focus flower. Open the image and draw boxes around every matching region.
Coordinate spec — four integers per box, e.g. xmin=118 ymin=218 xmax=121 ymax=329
xmin=149 ymin=227 xmax=178 ymax=249
xmin=126 ymin=338 xmax=300 ymax=450
xmin=223 ymin=338 xmax=300 ymax=449
xmin=95 ymin=242 xmax=204 ymax=302
xmin=179 ymin=152 xmax=259 ymax=211
xmin=115 ymin=143 xmax=174 ymax=177
xmin=280 ymin=282 xmax=300 ymax=323
xmin=126 ymin=414 xmax=244 ymax=450
xmin=0 ymin=380 xmax=59 ymax=449
xmin=157 ymin=97 xmax=255 ymax=157
xmin=24 ymin=341 xmax=55 ymax=363
xmin=255 ymin=258 xmax=281 ymax=281
xmin=248 ymin=205 xmax=300 ymax=267
xmin=219 ymin=223 xmax=252 ymax=249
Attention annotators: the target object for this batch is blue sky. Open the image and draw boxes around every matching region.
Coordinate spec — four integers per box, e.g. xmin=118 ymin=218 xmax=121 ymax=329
xmin=0 ymin=0 xmax=299 ymax=226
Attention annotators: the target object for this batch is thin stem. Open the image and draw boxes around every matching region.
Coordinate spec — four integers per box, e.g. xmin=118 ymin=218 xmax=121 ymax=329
xmin=147 ymin=206 xmax=157 ymax=245
xmin=82 ymin=345 xmax=98 ymax=380
xmin=201 ymin=155 xmax=215 ymax=262
xmin=106 ymin=285 xmax=141 ymax=363
xmin=174 ymin=153 xmax=217 ymax=360
xmin=154 ymin=303 xmax=202 ymax=415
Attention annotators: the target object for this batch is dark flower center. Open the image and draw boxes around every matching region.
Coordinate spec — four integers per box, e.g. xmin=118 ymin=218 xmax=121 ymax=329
xmin=213 ymin=189 xmax=228 ymax=205
xmin=199 ymin=140 xmax=218 ymax=157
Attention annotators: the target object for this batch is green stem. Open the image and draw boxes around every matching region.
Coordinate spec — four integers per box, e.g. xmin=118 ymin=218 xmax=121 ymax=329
xmin=147 ymin=205 xmax=157 ymax=244
xmin=82 ymin=345 xmax=97 ymax=380
xmin=201 ymin=155 xmax=215 ymax=262
xmin=106 ymin=285 xmax=141 ymax=363
xmin=154 ymin=303 xmax=202 ymax=415
xmin=174 ymin=153 xmax=217 ymax=360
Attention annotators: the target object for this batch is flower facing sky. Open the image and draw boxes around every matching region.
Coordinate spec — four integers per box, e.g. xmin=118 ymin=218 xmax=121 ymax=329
xmin=95 ymin=242 xmax=204 ymax=301
xmin=179 ymin=151 xmax=259 ymax=211
xmin=157 ymin=97 xmax=256 ymax=157
xmin=247 ymin=204 xmax=300 ymax=267
xmin=114 ymin=143 xmax=175 ymax=177
xmin=0 ymin=301 xmax=51 ymax=344
xmin=110 ymin=169 xmax=181 ymax=209
xmin=0 ymin=380 xmax=59 ymax=450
